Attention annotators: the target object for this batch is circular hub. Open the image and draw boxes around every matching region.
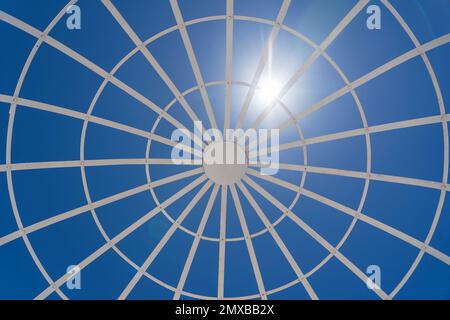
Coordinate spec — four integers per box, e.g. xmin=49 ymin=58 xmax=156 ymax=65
xmin=203 ymin=141 xmax=248 ymax=185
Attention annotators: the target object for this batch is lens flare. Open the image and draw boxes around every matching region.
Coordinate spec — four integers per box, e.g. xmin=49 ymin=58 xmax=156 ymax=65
xmin=258 ymin=78 xmax=282 ymax=103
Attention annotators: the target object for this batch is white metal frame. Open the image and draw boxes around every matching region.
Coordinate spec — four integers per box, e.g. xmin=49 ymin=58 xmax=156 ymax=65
xmin=0 ymin=0 xmax=448 ymax=301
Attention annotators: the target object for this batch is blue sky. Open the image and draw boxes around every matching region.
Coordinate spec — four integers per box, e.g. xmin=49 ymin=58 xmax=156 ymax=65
xmin=0 ymin=0 xmax=449 ymax=300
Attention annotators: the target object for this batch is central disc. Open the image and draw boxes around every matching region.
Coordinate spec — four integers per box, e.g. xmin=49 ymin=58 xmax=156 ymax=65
xmin=203 ymin=141 xmax=248 ymax=185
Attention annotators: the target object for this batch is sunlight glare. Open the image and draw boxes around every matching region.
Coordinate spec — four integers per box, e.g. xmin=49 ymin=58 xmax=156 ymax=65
xmin=258 ymin=78 xmax=282 ymax=103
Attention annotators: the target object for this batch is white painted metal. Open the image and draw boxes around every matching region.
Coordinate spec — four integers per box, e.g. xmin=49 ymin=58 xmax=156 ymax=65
xmin=0 ymin=168 xmax=203 ymax=247
xmin=248 ymin=0 xmax=370 ymax=130
xmin=278 ymin=34 xmax=450 ymax=130
xmin=119 ymin=180 xmax=213 ymax=300
xmin=230 ymin=185 xmax=267 ymax=299
xmin=224 ymin=0 xmax=234 ymax=130
xmin=218 ymin=185 xmax=228 ymax=299
xmin=243 ymin=176 xmax=389 ymax=300
xmin=0 ymin=94 xmax=202 ymax=158
xmin=0 ymin=158 xmax=197 ymax=173
xmin=234 ymin=0 xmax=291 ymax=129
xmin=36 ymin=175 xmax=208 ymax=299
xmin=101 ymin=0 xmax=208 ymax=138
xmin=0 ymin=10 xmax=191 ymax=135
xmin=174 ymin=185 xmax=220 ymax=299
xmin=269 ymin=164 xmax=448 ymax=191
xmin=1 ymin=1 xmax=80 ymax=300
xmin=237 ymin=181 xmax=318 ymax=299
xmin=170 ymin=0 xmax=218 ymax=130
xmin=381 ymin=0 xmax=449 ymax=299
xmin=246 ymin=170 xmax=450 ymax=266
xmin=0 ymin=0 xmax=447 ymax=301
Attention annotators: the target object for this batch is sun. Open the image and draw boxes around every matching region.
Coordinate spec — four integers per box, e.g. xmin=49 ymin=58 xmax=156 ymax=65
xmin=257 ymin=78 xmax=282 ymax=103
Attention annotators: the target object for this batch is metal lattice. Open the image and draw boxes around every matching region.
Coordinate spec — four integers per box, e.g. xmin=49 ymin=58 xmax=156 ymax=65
xmin=0 ymin=0 xmax=449 ymax=300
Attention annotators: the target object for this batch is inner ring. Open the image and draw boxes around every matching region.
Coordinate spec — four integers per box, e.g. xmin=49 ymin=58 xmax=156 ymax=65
xmin=80 ymin=15 xmax=372 ymax=299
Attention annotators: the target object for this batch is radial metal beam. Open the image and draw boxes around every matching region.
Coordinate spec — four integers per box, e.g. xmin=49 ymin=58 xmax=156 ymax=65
xmin=36 ymin=175 xmax=208 ymax=300
xmin=174 ymin=185 xmax=219 ymax=300
xmin=246 ymin=170 xmax=450 ymax=266
xmin=305 ymin=188 xmax=450 ymax=267
xmin=0 ymin=10 xmax=191 ymax=134
xmin=380 ymin=0 xmax=449 ymax=299
xmin=243 ymin=176 xmax=389 ymax=300
xmin=0 ymin=184 xmax=147 ymax=247
xmin=249 ymin=0 xmax=369 ymax=130
xmin=0 ymin=94 xmax=202 ymax=158
xmin=237 ymin=181 xmax=318 ymax=299
xmin=217 ymin=185 xmax=228 ymax=299
xmin=234 ymin=0 xmax=291 ymax=129
xmin=229 ymin=185 xmax=267 ymax=300
xmin=1 ymin=1 xmax=82 ymax=300
xmin=101 ymin=0 xmax=207 ymax=136
xmin=278 ymin=34 xmax=450 ymax=130
xmin=151 ymin=167 xmax=204 ymax=187
xmin=169 ymin=0 xmax=218 ymax=130
xmin=0 ymin=168 xmax=203 ymax=247
xmin=252 ymin=113 xmax=450 ymax=158
xmin=0 ymin=1 xmax=448 ymax=300
xmin=223 ymin=0 xmax=234 ymax=130
xmin=119 ymin=180 xmax=213 ymax=300
xmin=0 ymin=158 xmax=198 ymax=173
xmin=268 ymin=163 xmax=449 ymax=191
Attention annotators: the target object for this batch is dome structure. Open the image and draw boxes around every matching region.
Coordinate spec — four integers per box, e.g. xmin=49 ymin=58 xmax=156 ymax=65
xmin=0 ymin=0 xmax=449 ymax=300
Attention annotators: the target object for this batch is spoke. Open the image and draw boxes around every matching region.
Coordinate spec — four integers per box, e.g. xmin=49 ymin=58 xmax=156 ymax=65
xmin=217 ymin=185 xmax=228 ymax=299
xmin=236 ymin=181 xmax=318 ymax=299
xmin=380 ymin=0 xmax=449 ymax=299
xmin=234 ymin=0 xmax=291 ymax=129
xmin=101 ymin=0 xmax=206 ymax=137
xmin=0 ymin=184 xmax=146 ymax=247
xmin=259 ymin=164 xmax=448 ymax=191
xmin=223 ymin=0 xmax=234 ymax=130
xmin=169 ymin=0 xmax=218 ymax=130
xmin=150 ymin=167 xmax=204 ymax=187
xmin=0 ymin=10 xmax=191 ymax=134
xmin=36 ymin=174 xmax=208 ymax=300
xmin=252 ymin=113 xmax=450 ymax=158
xmin=247 ymin=168 xmax=298 ymax=192
xmin=174 ymin=185 xmax=220 ymax=300
xmin=0 ymin=168 xmax=203 ymax=247
xmin=119 ymin=180 xmax=213 ymax=300
xmin=229 ymin=185 xmax=267 ymax=300
xmin=1 ymin=1 xmax=82 ymax=300
xmin=248 ymin=0 xmax=369 ymax=130
xmin=304 ymin=188 xmax=450 ymax=267
xmin=3 ymin=0 xmax=445 ymax=301
xmin=0 ymin=158 xmax=199 ymax=173
xmin=246 ymin=169 xmax=450 ymax=266
xmin=278 ymin=34 xmax=450 ymax=130
xmin=0 ymin=94 xmax=203 ymax=158
xmin=242 ymin=175 xmax=389 ymax=299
